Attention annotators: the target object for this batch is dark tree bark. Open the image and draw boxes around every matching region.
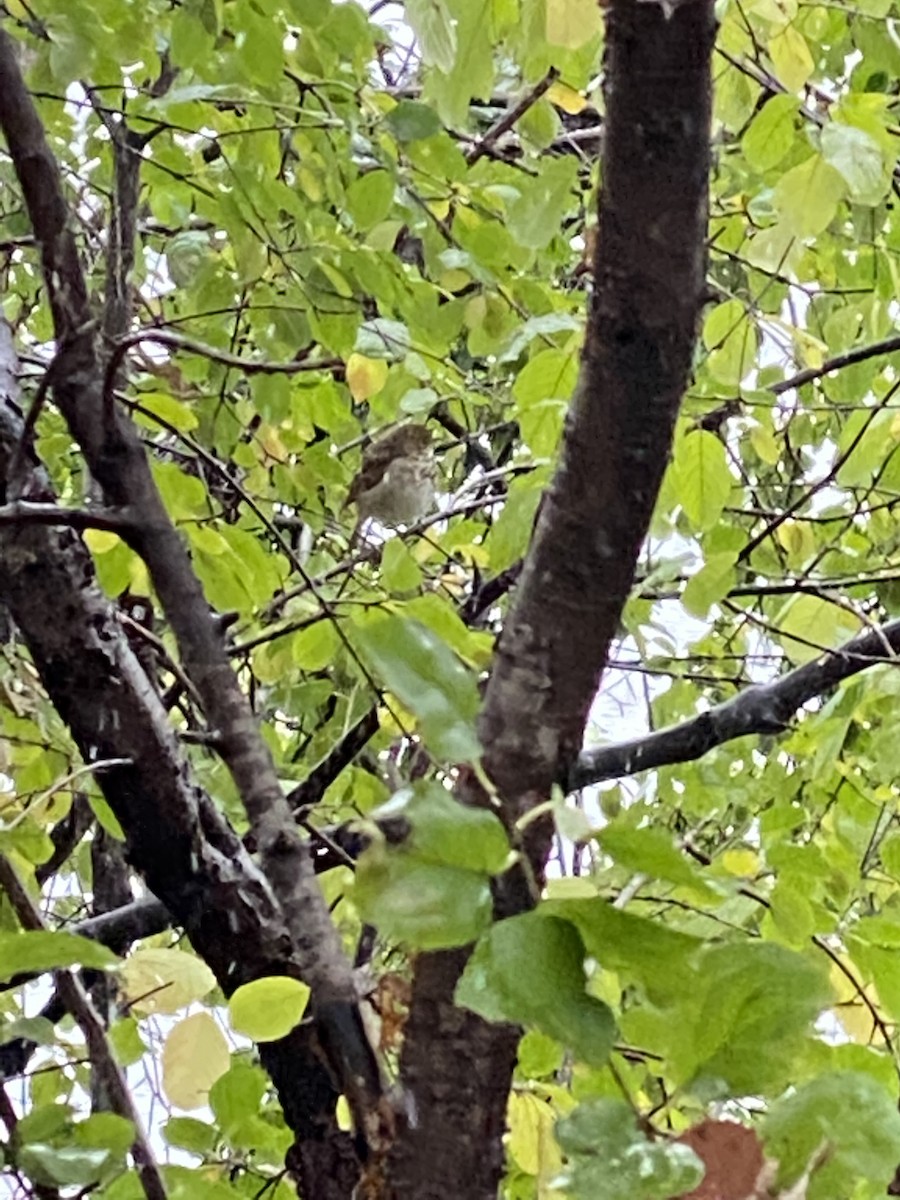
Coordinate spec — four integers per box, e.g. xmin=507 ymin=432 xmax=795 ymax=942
xmin=386 ymin=3 xmax=716 ymax=1196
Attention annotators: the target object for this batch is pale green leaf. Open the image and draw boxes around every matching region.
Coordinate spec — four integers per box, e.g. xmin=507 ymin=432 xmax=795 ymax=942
xmin=775 ymin=594 xmax=863 ymax=665
xmin=670 ymin=430 xmax=733 ymax=531
xmin=821 ymin=122 xmax=887 ymax=204
xmin=545 ymin=0 xmax=602 ymax=49
xmin=774 ymin=153 xmax=846 ymax=237
xmin=404 ymin=0 xmax=457 ymax=72
xmin=769 ymin=24 xmax=814 ymax=93
xmin=355 ymin=849 xmax=492 ymax=949
xmin=228 ymin=977 xmax=310 ymax=1041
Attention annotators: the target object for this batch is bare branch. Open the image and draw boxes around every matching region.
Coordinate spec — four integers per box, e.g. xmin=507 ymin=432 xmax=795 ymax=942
xmin=466 ymin=68 xmax=560 ymax=166
xmin=0 ymin=501 xmax=132 ymax=531
xmin=104 ymin=327 xmax=342 ymax=413
xmin=570 ymin=617 xmax=900 ymax=790
xmin=771 ymin=333 xmax=900 ymax=396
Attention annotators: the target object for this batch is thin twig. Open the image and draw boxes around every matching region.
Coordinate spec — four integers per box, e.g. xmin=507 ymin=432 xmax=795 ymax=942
xmin=103 ymin=328 xmax=341 ymax=416
xmin=466 ymin=68 xmax=560 ymax=166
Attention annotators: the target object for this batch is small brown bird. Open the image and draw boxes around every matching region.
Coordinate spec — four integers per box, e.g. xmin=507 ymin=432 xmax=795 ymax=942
xmin=345 ymin=424 xmax=435 ymax=527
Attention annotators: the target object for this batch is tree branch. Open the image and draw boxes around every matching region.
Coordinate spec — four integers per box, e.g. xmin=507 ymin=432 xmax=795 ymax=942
xmin=465 ymin=68 xmax=559 ymax=166
xmin=0 ymin=317 xmax=361 ymax=1186
xmin=0 ymin=501 xmax=132 ymax=530
xmin=388 ymin=3 xmax=717 ymax=1196
xmin=771 ymin=333 xmax=900 ymax=396
xmin=104 ymin=328 xmax=341 ymax=411
xmin=570 ymin=616 xmax=900 ymax=790
xmin=0 ymin=29 xmax=385 ymax=1150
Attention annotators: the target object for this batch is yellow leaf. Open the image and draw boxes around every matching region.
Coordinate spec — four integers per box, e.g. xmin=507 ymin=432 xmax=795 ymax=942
xmin=84 ymin=530 xmax=122 ymax=554
xmin=749 ymin=424 xmax=780 ymax=465
xmin=119 ymin=948 xmax=217 ymax=1015
xmin=829 ymin=960 xmax=884 ymax=1045
xmin=507 ymin=1091 xmax=563 ymax=1180
xmin=547 ymin=81 xmax=587 ymax=115
xmin=769 ymin=24 xmax=814 ymax=93
xmin=162 ymin=1012 xmax=230 ymax=1110
xmin=228 ymin=976 xmax=310 ymax=1042
xmin=545 ymin=0 xmax=602 ymax=49
xmin=346 ymin=353 xmax=389 ymax=402
xmin=720 ymin=848 xmax=759 ymax=877
xmin=776 ymin=520 xmax=815 ymax=566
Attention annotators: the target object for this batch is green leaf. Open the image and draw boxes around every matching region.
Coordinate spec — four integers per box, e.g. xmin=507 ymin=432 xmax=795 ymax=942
xmin=386 ymin=100 xmax=443 ymax=143
xmin=507 ymin=158 xmax=580 ymax=250
xmin=599 ymin=822 xmax=720 ymax=901
xmin=670 ymin=430 xmax=733 ymax=531
xmin=545 ymin=0 xmax=602 ymax=49
xmin=555 ymin=1099 xmax=703 ymax=1200
xmin=228 ymin=977 xmax=310 ymax=1041
xmin=355 ymin=615 xmax=481 ymax=760
xmin=674 ymin=942 xmax=832 ymax=1092
xmin=424 ymin=0 xmax=494 ymax=127
xmin=741 ymin=94 xmax=799 ymax=172
xmin=512 ymin=347 xmax=579 ymax=407
xmin=488 ymin=479 xmax=543 ymax=572
xmin=545 ymin=898 xmax=705 ymax=1003
xmin=774 ymin=153 xmax=846 ymax=237
xmin=108 ymin=1018 xmax=147 ymax=1067
xmin=291 ymin=622 xmax=338 ymax=671
xmin=169 ymin=7 xmax=216 ymax=69
xmin=456 ymin=913 xmax=616 ymax=1065
xmin=0 ymin=931 xmax=117 ymax=983
xmin=769 ymin=24 xmax=814 ymax=93
xmin=381 ymin=539 xmax=423 ymax=593
xmin=18 ymin=1145 xmax=111 ymax=1188
xmin=346 ymin=170 xmax=396 ymax=231
xmin=404 ymin=0 xmax=457 ymax=72
xmin=134 ymin=390 xmax=199 ymax=433
xmin=775 ymin=594 xmax=863 ymax=665
xmin=702 ymin=299 xmax=757 ymax=388
xmin=210 ymin=1063 xmax=268 ymax=1137
xmin=821 ymin=122 xmax=887 ymax=204
xmin=763 ymin=1072 xmax=900 ymax=1199
xmin=355 ymin=849 xmax=493 ymax=948
xmin=74 ymin=1113 xmax=134 ymax=1158
xmin=164 ymin=1116 xmax=218 ymax=1155
xmin=682 ymin=551 xmax=738 ymax=618
xmin=372 ymin=781 xmax=511 ymax=873
xmin=880 ymin=833 xmax=900 ymax=879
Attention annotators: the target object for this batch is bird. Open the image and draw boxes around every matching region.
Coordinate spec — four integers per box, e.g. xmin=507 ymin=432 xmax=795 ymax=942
xmin=345 ymin=423 xmax=435 ymax=529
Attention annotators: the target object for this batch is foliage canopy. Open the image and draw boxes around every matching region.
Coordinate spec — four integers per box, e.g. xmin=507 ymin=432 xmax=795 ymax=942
xmin=2 ymin=1 xmax=900 ymax=1198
